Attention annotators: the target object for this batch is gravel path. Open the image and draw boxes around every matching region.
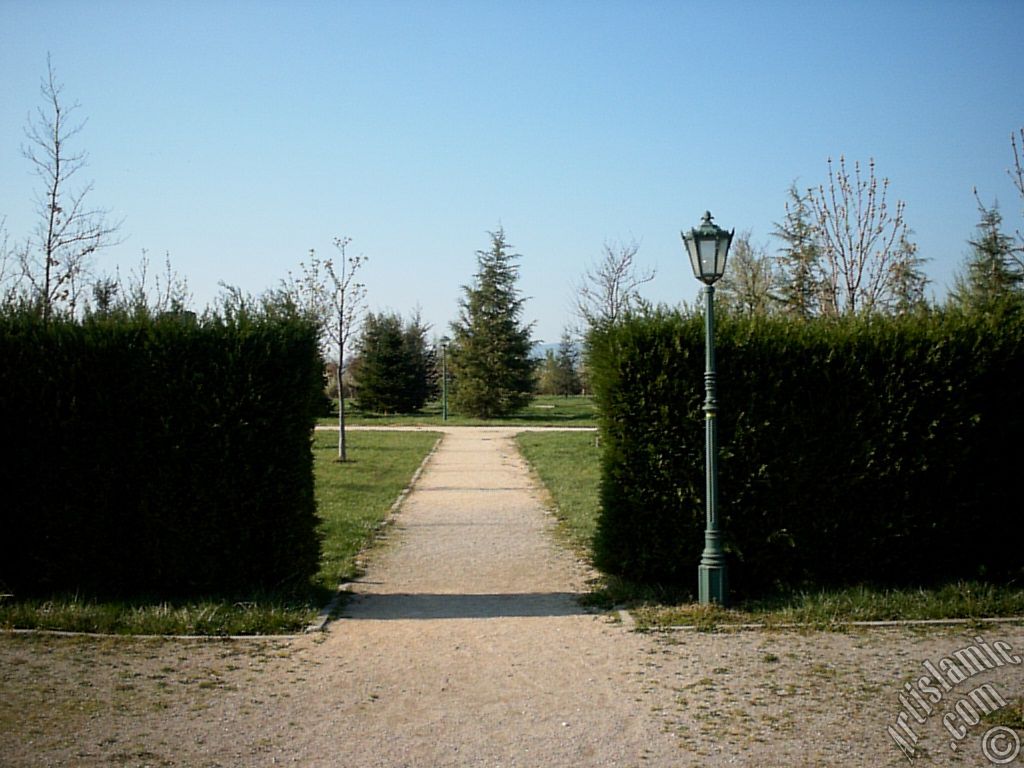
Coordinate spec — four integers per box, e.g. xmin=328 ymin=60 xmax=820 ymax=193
xmin=3 ymin=427 xmax=1023 ymax=767
xmin=327 ymin=426 xmax=681 ymax=766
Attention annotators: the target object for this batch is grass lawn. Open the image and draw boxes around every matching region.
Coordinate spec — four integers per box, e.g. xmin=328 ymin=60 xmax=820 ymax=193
xmin=516 ymin=430 xmax=602 ymax=553
xmin=313 ymin=428 xmax=440 ymax=590
xmin=320 ymin=393 xmax=598 ymax=428
xmin=515 ymin=431 xmax=1024 ymax=631
xmin=0 ymin=429 xmax=439 ymax=636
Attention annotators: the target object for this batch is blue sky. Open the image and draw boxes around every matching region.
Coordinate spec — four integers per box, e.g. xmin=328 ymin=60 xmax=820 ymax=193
xmin=2 ymin=0 xmax=1022 ymax=342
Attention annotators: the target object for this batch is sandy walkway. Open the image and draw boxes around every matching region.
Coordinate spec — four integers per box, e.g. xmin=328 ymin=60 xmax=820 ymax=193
xmin=321 ymin=426 xmax=681 ymax=766
xmin=3 ymin=427 xmax=1024 ymax=767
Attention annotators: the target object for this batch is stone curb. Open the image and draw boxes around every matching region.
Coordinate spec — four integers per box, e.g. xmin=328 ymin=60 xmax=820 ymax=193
xmin=0 ymin=628 xmax=303 ymax=641
xmin=655 ymin=615 xmax=1024 ymax=632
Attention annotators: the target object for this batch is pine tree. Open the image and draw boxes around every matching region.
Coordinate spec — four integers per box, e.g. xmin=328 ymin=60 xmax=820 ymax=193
xmin=403 ymin=311 xmax=433 ymax=410
xmin=772 ymin=183 xmax=823 ymax=318
xmin=450 ymin=228 xmax=535 ymax=418
xmin=553 ymin=330 xmax=581 ymax=397
xmin=537 ymin=349 xmax=560 ymax=396
xmin=537 ymin=331 xmax=582 ymax=397
xmin=887 ymin=232 xmax=929 ymax=315
xmin=951 ymin=201 xmax=1023 ymax=312
xmin=354 ymin=311 xmax=431 ymax=413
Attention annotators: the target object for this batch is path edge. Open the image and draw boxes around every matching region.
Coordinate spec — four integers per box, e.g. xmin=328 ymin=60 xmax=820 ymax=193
xmin=305 ymin=432 xmax=445 ymax=633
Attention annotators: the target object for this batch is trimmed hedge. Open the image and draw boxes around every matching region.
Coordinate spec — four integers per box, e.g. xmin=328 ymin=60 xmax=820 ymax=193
xmin=0 ymin=307 xmax=324 ymax=598
xmin=589 ymin=305 xmax=1024 ymax=597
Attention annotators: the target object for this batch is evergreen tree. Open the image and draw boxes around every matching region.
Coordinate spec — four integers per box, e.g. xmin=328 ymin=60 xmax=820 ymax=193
xmin=887 ymin=231 xmax=929 ymax=315
xmin=404 ymin=311 xmax=433 ymax=409
xmin=951 ymin=201 xmax=1023 ymax=311
xmin=537 ymin=349 xmax=561 ymax=396
xmin=772 ymin=183 xmax=823 ymax=318
xmin=450 ymin=228 xmax=535 ymax=418
xmin=553 ymin=330 xmax=581 ymax=397
xmin=354 ymin=311 xmax=431 ymax=413
xmin=536 ymin=332 xmax=582 ymax=397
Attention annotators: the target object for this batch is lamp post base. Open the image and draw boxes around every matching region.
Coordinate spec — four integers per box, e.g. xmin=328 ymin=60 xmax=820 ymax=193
xmin=698 ymin=563 xmax=727 ymax=606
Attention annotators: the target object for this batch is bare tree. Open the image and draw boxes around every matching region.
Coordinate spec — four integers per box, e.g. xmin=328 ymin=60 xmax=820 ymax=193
xmin=0 ymin=217 xmax=15 ymax=305
xmin=1008 ymin=127 xmax=1024 ymax=267
xmin=90 ymin=250 xmax=192 ymax=315
xmin=128 ymin=251 xmax=191 ymax=313
xmin=715 ymin=230 xmax=779 ymax=316
xmin=1012 ymin=127 xmax=1024 ymax=202
xmin=806 ymin=156 xmax=924 ymax=315
xmin=18 ymin=56 xmax=119 ymax=321
xmin=574 ymin=238 xmax=654 ymax=330
xmin=283 ymin=237 xmax=367 ymax=461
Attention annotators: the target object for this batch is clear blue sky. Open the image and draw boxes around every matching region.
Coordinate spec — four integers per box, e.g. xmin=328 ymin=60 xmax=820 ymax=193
xmin=2 ymin=0 xmax=1022 ymax=342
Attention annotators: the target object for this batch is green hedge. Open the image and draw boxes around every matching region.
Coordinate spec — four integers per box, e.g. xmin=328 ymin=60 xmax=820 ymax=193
xmin=589 ymin=305 xmax=1024 ymax=597
xmin=0 ymin=307 xmax=324 ymax=598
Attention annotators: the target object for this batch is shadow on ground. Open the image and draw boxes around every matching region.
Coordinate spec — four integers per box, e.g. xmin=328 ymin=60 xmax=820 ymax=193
xmin=342 ymin=592 xmax=588 ymax=620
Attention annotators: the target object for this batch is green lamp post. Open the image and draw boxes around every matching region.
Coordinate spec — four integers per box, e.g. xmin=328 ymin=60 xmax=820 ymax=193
xmin=681 ymin=211 xmax=734 ymax=606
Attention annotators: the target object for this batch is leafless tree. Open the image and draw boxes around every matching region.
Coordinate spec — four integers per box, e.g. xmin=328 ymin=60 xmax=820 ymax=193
xmin=18 ymin=56 xmax=120 ymax=321
xmin=1012 ymin=127 xmax=1024 ymax=202
xmin=1008 ymin=127 xmax=1024 ymax=267
xmin=806 ymin=156 xmax=923 ymax=315
xmin=574 ymin=238 xmax=654 ymax=330
xmin=90 ymin=250 xmax=192 ymax=315
xmin=132 ymin=251 xmax=190 ymax=313
xmin=715 ymin=230 xmax=780 ymax=316
xmin=0 ymin=217 xmax=15 ymax=304
xmin=282 ymin=237 xmax=367 ymax=461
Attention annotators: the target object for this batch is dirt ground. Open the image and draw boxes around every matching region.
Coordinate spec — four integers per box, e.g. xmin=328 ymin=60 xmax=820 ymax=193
xmin=3 ymin=427 xmax=1022 ymax=767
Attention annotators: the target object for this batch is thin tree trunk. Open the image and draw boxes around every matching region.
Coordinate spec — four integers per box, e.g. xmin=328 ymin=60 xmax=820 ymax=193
xmin=336 ymin=354 xmax=346 ymax=461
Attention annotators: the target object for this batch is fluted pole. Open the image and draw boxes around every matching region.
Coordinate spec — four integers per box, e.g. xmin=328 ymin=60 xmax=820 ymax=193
xmin=698 ymin=283 xmax=727 ymax=605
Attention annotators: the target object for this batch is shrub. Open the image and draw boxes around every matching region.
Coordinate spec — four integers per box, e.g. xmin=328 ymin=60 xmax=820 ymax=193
xmin=589 ymin=305 xmax=1024 ymax=597
xmin=0 ymin=304 xmax=324 ymax=598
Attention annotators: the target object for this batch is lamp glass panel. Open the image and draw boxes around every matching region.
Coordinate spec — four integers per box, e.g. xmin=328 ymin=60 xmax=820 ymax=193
xmin=698 ymin=237 xmax=718 ymax=278
xmin=685 ymin=235 xmax=701 ymax=278
xmin=714 ymin=239 xmax=727 ymax=276
xmin=722 ymin=233 xmax=735 ymax=273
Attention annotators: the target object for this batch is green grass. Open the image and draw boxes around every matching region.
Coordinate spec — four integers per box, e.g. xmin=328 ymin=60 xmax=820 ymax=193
xmin=632 ymin=582 xmax=1024 ymax=632
xmin=515 ymin=431 xmax=1024 ymax=631
xmin=516 ymin=430 xmax=602 ymax=552
xmin=0 ymin=594 xmax=314 ymax=636
xmin=313 ymin=428 xmax=440 ymax=590
xmin=0 ymin=429 xmax=439 ymax=636
xmin=319 ymin=394 xmax=598 ymax=427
